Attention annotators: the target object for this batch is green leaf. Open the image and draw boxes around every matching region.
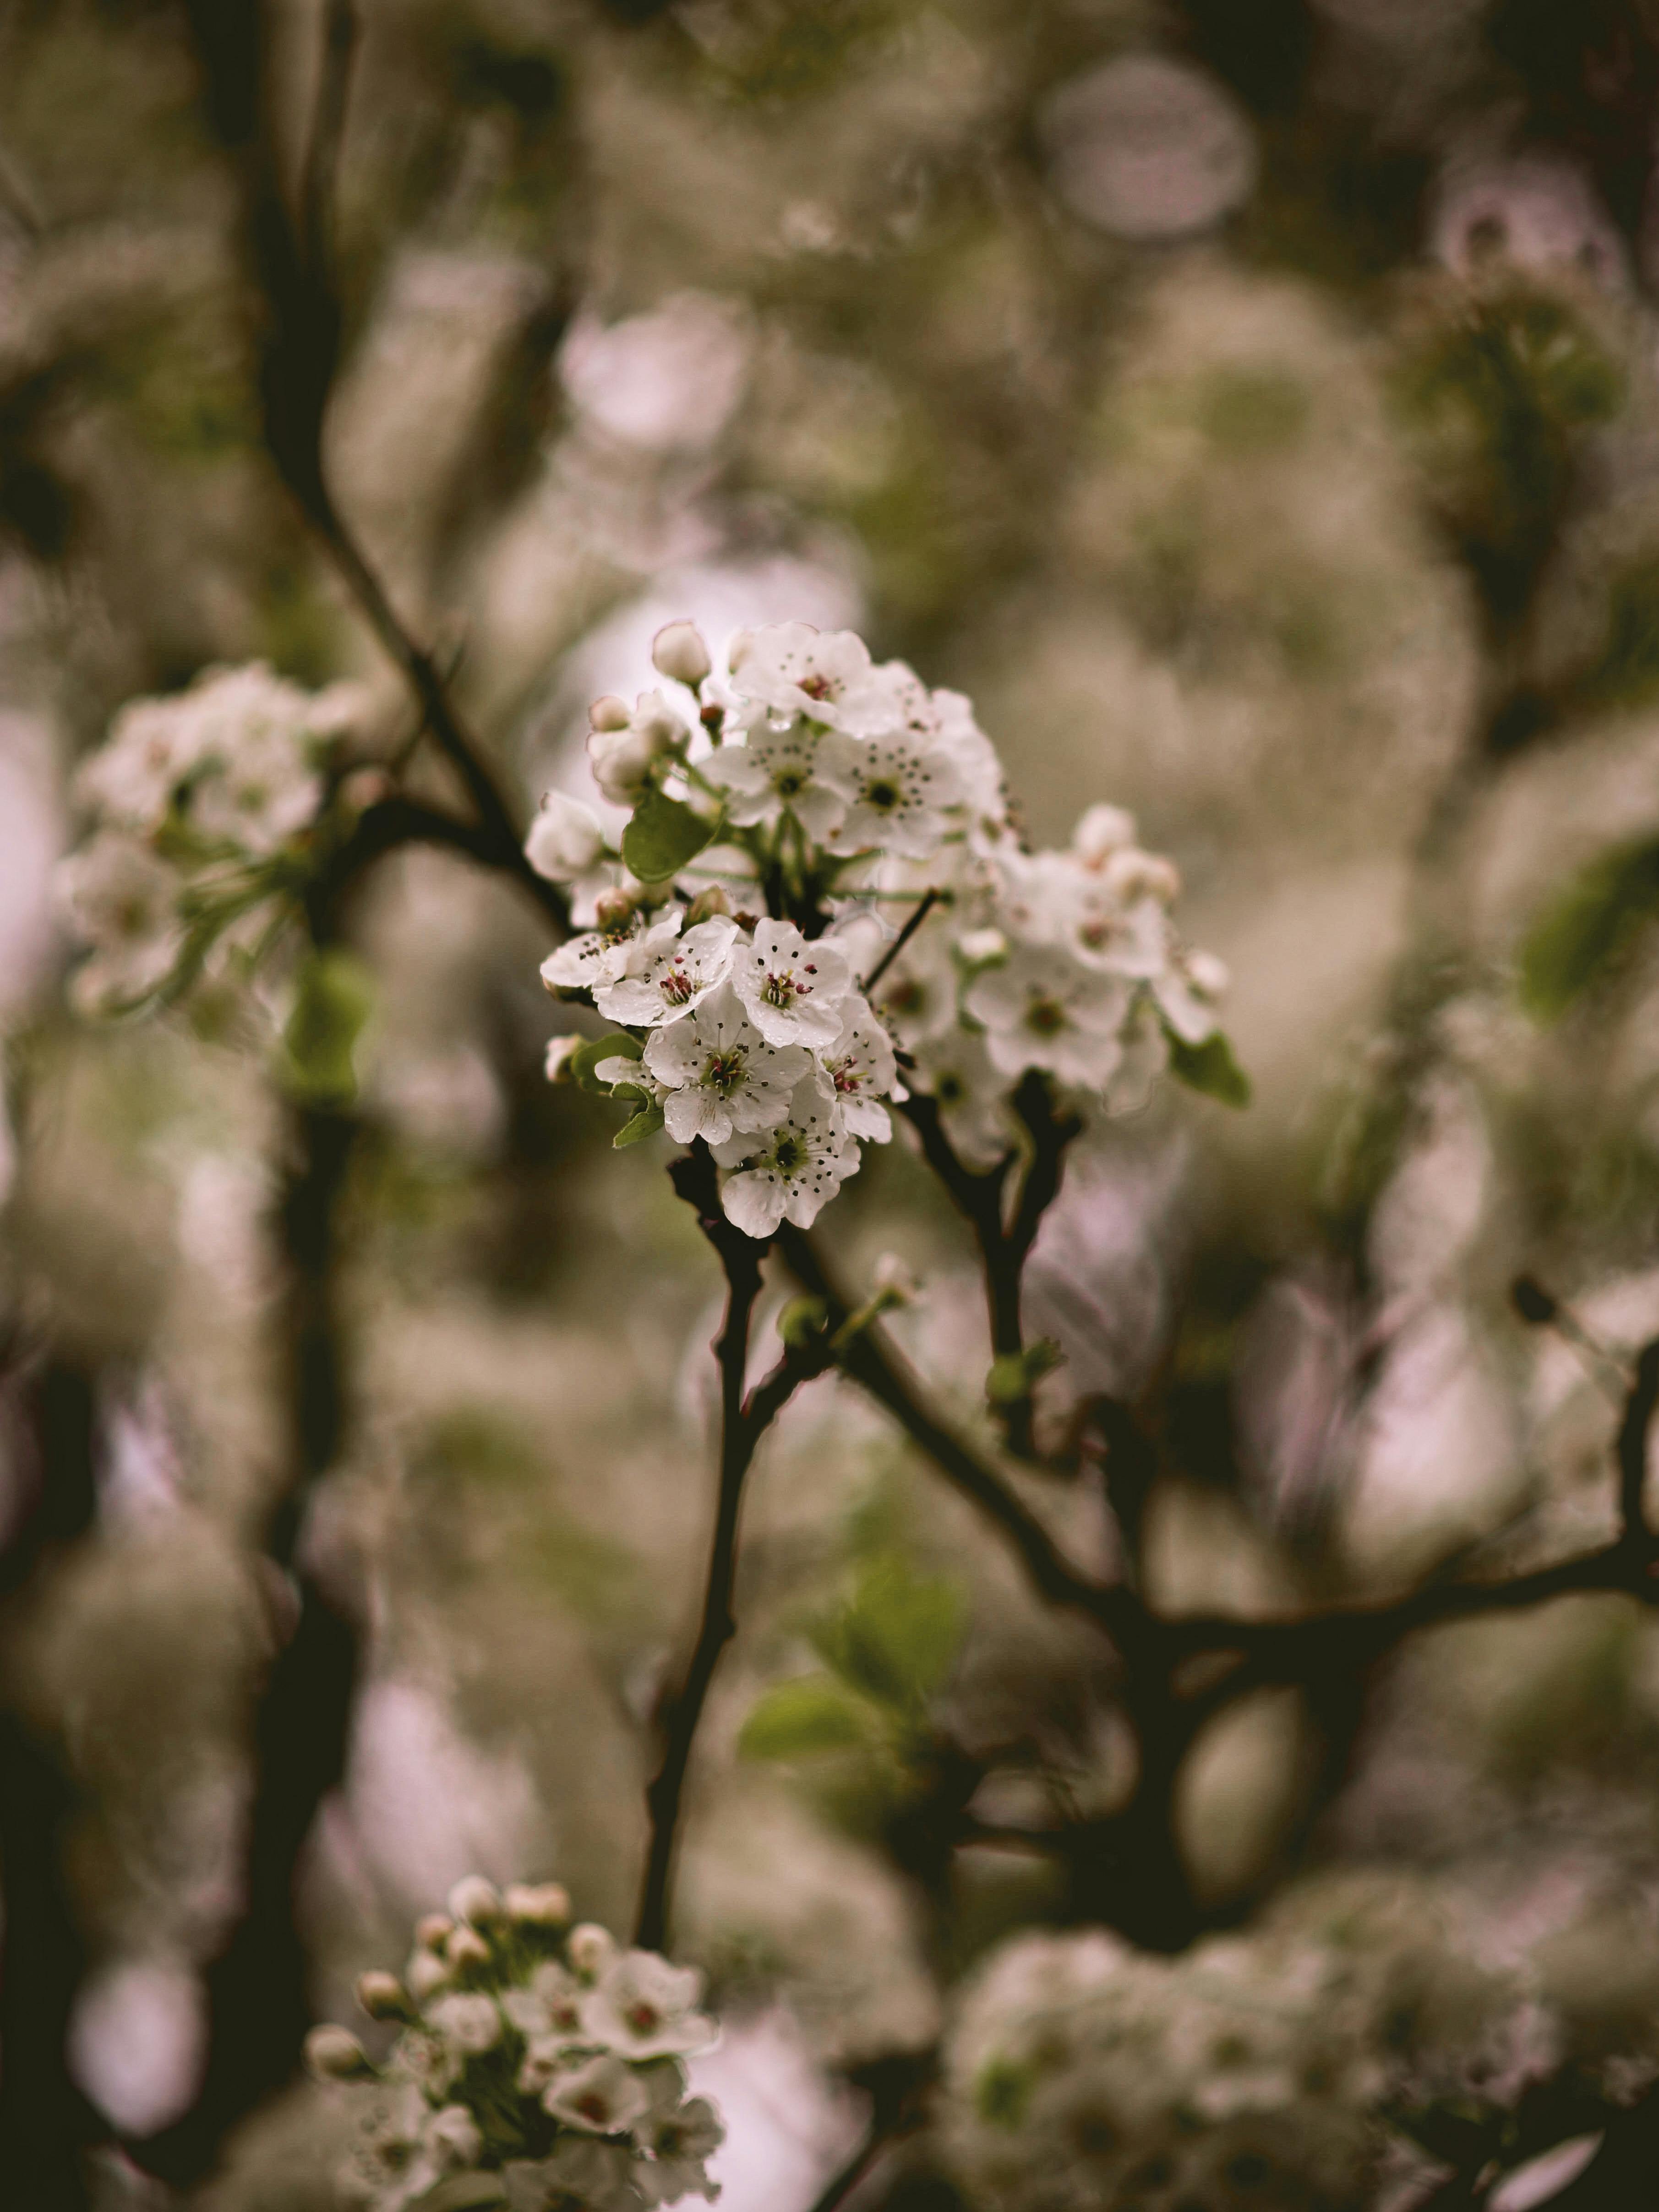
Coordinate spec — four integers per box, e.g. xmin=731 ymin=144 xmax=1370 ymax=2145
xmin=738 ymin=1674 xmax=879 ymax=1760
xmin=985 ymin=1339 xmax=1063 ymax=1406
xmin=569 ymin=1031 xmax=643 ymax=1095
xmin=281 ymin=949 xmax=374 ymax=1105
xmin=812 ymin=1555 xmax=968 ymax=1710
xmin=614 ymin=1101 xmax=665 ymax=1147
xmin=1167 ymin=1029 xmax=1251 ymax=1109
xmin=621 ymin=789 xmax=715 ymax=883
xmin=1520 ymin=840 xmax=1659 ymax=1022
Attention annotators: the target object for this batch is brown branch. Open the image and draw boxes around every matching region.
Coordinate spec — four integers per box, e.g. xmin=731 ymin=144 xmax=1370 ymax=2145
xmin=859 ymin=887 xmax=939 ymax=995
xmin=635 ymin=1151 xmax=830 ymax=1951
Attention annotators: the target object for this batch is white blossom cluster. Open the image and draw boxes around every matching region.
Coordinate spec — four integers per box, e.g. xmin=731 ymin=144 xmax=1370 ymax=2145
xmin=56 ymin=662 xmax=363 ymax=1015
xmin=938 ymin=1871 xmax=1558 ymax=2212
xmin=530 ymin=621 xmax=1232 ymax=1235
xmin=306 ymin=1877 xmax=724 ymax=2212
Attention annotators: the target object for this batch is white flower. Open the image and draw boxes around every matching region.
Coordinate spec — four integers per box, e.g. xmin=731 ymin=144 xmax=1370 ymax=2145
xmin=728 ymin=621 xmax=880 ymax=730
xmin=713 ymin=1073 xmax=858 ymax=1236
xmin=305 ymin=2024 xmax=371 ymax=2080
xmin=580 ymin=1951 xmax=718 ymax=2062
xmin=448 ymin=1875 xmax=505 ymax=1926
xmin=56 ymin=832 xmax=186 ymax=1013
xmin=652 ymin=621 xmax=713 ymax=687
xmin=429 ymin=1991 xmax=503 ymax=2058
xmin=908 ymin=1029 xmax=1011 ymax=1168
xmin=589 ymin=692 xmax=688 ymax=805
xmin=505 ymin=1881 xmax=572 ymax=1926
xmin=507 ymin=2137 xmax=643 ymax=2212
xmin=541 ymin=904 xmax=646 ymax=994
xmin=527 ymin=792 xmax=606 ymax=882
xmin=569 ymin=1924 xmax=619 ymax=1982
xmin=821 ymin=995 xmax=901 ymax=1141
xmin=189 ymin=715 xmax=323 ymax=855
xmin=965 ymin=946 xmax=1132 ymax=1088
xmin=700 ymin=708 xmax=848 ymax=839
xmin=405 ymin=1947 xmax=451 ymax=2003
xmin=596 ymin=915 xmax=739 ymax=1027
xmin=819 ymin=728 xmax=964 ymax=861
xmin=732 ymin=920 xmax=852 ymax=1051
xmin=1071 ymin=804 xmax=1138 ymax=868
xmin=423 ymin=2103 xmax=483 ymax=2170
xmin=503 ymin=1962 xmax=588 ymax=2045
xmin=643 ymin=984 xmax=808 ymax=1146
xmin=543 ymin=2051 xmax=651 ymax=2135
xmin=74 ymin=695 xmax=209 ymax=831
xmin=1153 ymin=946 xmax=1229 ymax=1045
xmin=638 ymin=2095 xmax=724 ymax=2205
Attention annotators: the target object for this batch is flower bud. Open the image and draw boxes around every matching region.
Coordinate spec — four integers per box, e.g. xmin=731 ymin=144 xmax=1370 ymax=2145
xmin=1103 ymin=850 xmax=1181 ymax=905
xmin=305 ymin=2024 xmax=374 ymax=2081
xmin=545 ymin=1035 xmax=583 ymax=1084
xmin=407 ymin=1949 xmax=451 ymax=2002
xmin=446 ymin=1925 xmax=492 ymax=1971
xmin=526 ymin=792 xmax=605 ymax=882
xmin=415 ymin=1913 xmax=455 ymax=1950
xmin=505 ymin=1880 xmax=572 ymax=1926
xmin=567 ymin=1923 xmax=617 ymax=1980
xmin=652 ymin=621 xmax=713 ymax=687
xmin=685 ymin=886 xmax=732 ymax=925
xmin=871 ymin=1253 xmax=919 ymax=1304
xmin=448 ymin=1875 xmax=505 ymax=1926
xmin=593 ymin=889 xmax=637 ymax=936
xmin=1072 ymin=804 xmax=1138 ymax=868
xmin=1184 ymin=949 xmax=1229 ymax=999
xmin=727 ymin=628 xmax=754 ymax=676
xmin=589 ymin=695 xmax=632 ymax=732
xmin=356 ymin=1970 xmax=412 ymax=2022
xmin=957 ymin=927 xmax=1007 ymax=966
xmin=588 ymin=722 xmax=657 ymax=803
xmin=777 ymin=1294 xmax=830 ymax=1348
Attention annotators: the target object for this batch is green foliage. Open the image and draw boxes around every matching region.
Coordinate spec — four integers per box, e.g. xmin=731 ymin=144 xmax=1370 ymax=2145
xmin=621 ymin=790 xmax=715 ymax=883
xmin=974 ymin=2056 xmax=1036 ymax=2130
xmin=613 ymin=1100 xmax=665 ymax=1147
xmin=809 ymin=1552 xmax=968 ymax=1713
xmin=1519 ymin=840 xmax=1659 ymax=1021
xmin=738 ymin=1674 xmax=879 ymax=1760
xmin=985 ymin=1339 xmax=1063 ymax=1407
xmin=1168 ymin=1029 xmax=1252 ymax=1108
xmin=280 ymin=948 xmax=374 ymax=1105
xmin=568 ymin=1032 xmax=642 ymax=1094
xmin=777 ymin=1293 xmax=830 ymax=1347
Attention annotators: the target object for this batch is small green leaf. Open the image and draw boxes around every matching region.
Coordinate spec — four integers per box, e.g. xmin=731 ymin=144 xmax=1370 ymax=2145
xmin=621 ymin=789 xmax=715 ymax=883
xmin=569 ymin=1032 xmax=643 ymax=1094
xmin=614 ymin=1101 xmax=665 ymax=1148
xmin=985 ymin=1339 xmax=1063 ymax=1406
xmin=1520 ymin=840 xmax=1659 ymax=1021
xmin=281 ymin=949 xmax=374 ymax=1105
xmin=738 ymin=1675 xmax=879 ymax=1760
xmin=1167 ymin=1029 xmax=1251 ymax=1108
xmin=778 ymin=1294 xmax=830 ymax=1347
xmin=813 ymin=1555 xmax=968 ymax=1710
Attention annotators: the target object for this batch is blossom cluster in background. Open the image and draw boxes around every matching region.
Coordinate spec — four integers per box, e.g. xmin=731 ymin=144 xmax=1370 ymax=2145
xmin=306 ymin=1875 xmax=724 ymax=2212
xmin=56 ymin=662 xmax=364 ymax=1016
xmin=939 ymin=1870 xmax=1569 ymax=2212
xmin=529 ymin=621 xmax=1235 ymax=1234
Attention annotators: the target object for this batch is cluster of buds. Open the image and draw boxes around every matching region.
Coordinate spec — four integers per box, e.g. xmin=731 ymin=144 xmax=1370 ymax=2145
xmin=530 ymin=619 xmax=1237 ymax=1236
xmin=305 ymin=1876 xmax=723 ymax=2211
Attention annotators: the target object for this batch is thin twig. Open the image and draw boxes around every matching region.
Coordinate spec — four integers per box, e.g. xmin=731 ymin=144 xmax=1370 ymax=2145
xmin=299 ymin=0 xmax=358 ymax=284
xmin=860 ymin=887 xmax=939 ymax=995
xmin=635 ymin=1152 xmax=829 ymax=1950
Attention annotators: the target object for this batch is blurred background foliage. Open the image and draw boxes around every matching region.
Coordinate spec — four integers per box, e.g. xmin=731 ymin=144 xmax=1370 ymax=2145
xmin=12 ymin=0 xmax=1659 ymax=2207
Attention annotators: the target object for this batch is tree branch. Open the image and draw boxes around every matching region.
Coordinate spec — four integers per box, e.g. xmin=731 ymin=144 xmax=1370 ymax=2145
xmin=635 ymin=1151 xmax=827 ymax=1950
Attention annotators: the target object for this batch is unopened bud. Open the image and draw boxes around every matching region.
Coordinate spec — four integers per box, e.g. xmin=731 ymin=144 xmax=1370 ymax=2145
xmin=686 ymin=886 xmax=732 ymax=925
xmin=1072 ymin=804 xmax=1137 ymax=868
xmin=446 ymin=1925 xmax=492 ymax=1970
xmin=778 ymin=1294 xmax=830 ymax=1348
xmin=449 ymin=1873 xmax=505 ymax=1927
xmin=505 ymin=1880 xmax=572 ymax=1926
xmin=652 ymin=621 xmax=712 ymax=687
xmin=594 ymin=889 xmax=636 ymax=935
xmin=305 ymin=2024 xmax=373 ymax=2081
xmin=415 ymin=1914 xmax=455 ymax=1950
xmin=589 ymin=695 xmax=632 ymax=733
xmin=545 ymin=1035 xmax=583 ymax=1084
xmin=1184 ymin=949 xmax=1229 ymax=1000
xmin=526 ymin=791 xmax=605 ymax=882
xmin=407 ymin=1948 xmax=451 ymax=2002
xmin=567 ymin=1923 xmax=617 ymax=1980
xmin=356 ymin=1970 xmax=412 ymax=2022
xmin=957 ymin=927 xmax=1006 ymax=966
xmin=871 ymin=1253 xmax=918 ymax=1305
xmin=1103 ymin=850 xmax=1181 ymax=905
